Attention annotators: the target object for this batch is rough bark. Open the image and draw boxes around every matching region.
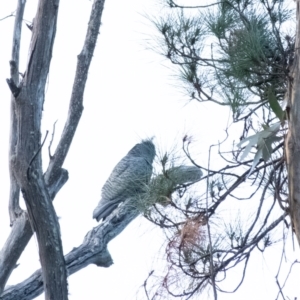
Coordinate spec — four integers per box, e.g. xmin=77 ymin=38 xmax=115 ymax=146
xmin=0 ymin=202 xmax=139 ymax=300
xmin=6 ymin=1 xmax=69 ymax=299
xmin=0 ymin=169 xmax=68 ymax=295
xmin=44 ymin=0 xmax=106 ymax=186
xmin=0 ymin=1 xmax=27 ymax=295
xmin=285 ymin=1 xmax=300 ymax=246
xmin=0 ymin=213 xmax=32 ymax=296
xmin=1 ymin=0 xmax=106 ymax=297
xmin=8 ymin=0 xmax=24 ymax=226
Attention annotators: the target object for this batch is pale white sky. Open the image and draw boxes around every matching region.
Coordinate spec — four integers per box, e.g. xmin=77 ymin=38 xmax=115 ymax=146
xmin=0 ymin=1 xmax=299 ymax=299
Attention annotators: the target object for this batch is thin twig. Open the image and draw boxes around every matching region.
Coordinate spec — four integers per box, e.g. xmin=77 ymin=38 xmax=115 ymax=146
xmin=143 ymin=270 xmax=154 ymax=300
xmin=168 ymin=0 xmax=222 ymax=9
xmin=0 ymin=11 xmax=15 ymax=21
xmin=27 ymin=131 xmax=49 ymax=180
xmin=48 ymin=120 xmax=57 ymax=159
xmin=275 ymin=260 xmax=300 ymax=300
xmin=206 ymin=143 xmax=218 ymax=300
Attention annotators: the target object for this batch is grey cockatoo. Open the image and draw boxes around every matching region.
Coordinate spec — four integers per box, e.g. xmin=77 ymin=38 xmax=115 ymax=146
xmin=93 ymin=140 xmax=156 ymax=221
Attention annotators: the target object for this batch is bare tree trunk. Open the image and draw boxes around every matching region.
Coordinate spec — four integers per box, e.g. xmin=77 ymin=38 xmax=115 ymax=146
xmin=8 ymin=0 xmax=24 ymax=227
xmin=0 ymin=1 xmax=27 ymax=295
xmin=6 ymin=1 xmax=69 ymax=299
xmin=285 ymin=0 xmax=300 ymax=246
xmin=1 ymin=201 xmax=139 ymax=300
xmin=2 ymin=0 xmax=106 ymax=298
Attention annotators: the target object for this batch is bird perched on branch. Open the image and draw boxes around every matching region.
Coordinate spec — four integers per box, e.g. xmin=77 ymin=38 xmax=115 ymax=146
xmin=93 ymin=139 xmax=156 ymax=221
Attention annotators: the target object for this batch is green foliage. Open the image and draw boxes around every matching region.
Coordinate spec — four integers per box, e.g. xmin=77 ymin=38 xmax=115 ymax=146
xmin=237 ymin=122 xmax=282 ymax=175
xmin=138 ymin=165 xmax=203 ymax=213
xmin=267 ymin=86 xmax=285 ymax=121
xmin=154 ymin=0 xmax=294 ymax=120
xmin=149 ymin=1 xmax=294 ymax=298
